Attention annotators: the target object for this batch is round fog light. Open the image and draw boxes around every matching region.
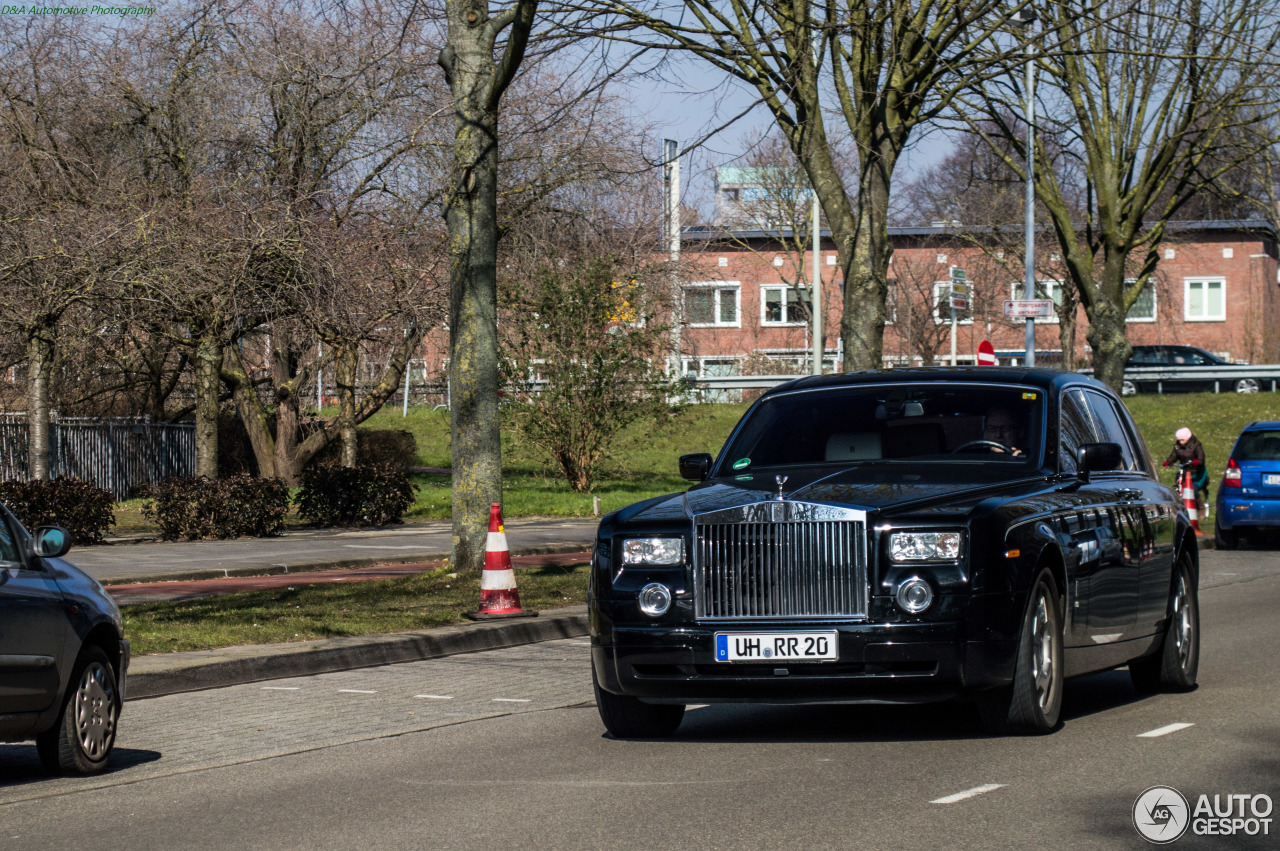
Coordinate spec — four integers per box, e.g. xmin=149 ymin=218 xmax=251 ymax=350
xmin=638 ymin=583 xmax=672 ymax=617
xmin=896 ymin=577 xmax=933 ymax=614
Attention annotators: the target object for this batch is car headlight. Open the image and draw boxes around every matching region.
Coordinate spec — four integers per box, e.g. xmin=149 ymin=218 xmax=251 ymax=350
xmin=888 ymin=531 xmax=962 ymax=562
xmin=621 ymin=537 xmax=685 ymax=565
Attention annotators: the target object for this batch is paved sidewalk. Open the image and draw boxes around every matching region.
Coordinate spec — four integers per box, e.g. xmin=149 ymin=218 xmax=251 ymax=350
xmin=71 ymin=517 xmax=600 ymax=585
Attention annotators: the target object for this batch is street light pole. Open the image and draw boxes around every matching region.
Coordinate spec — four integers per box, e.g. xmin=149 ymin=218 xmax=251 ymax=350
xmin=1015 ymin=8 xmax=1037 ymax=367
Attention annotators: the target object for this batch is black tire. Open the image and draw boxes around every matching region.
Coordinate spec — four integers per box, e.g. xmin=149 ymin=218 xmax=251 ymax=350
xmin=36 ymin=646 xmax=120 ymax=776
xmin=592 ymin=666 xmax=684 ymax=738
xmin=979 ymin=570 xmax=1063 ymax=735
xmin=1214 ymin=518 xmax=1237 ymax=550
xmin=1130 ymin=556 xmax=1199 ymax=694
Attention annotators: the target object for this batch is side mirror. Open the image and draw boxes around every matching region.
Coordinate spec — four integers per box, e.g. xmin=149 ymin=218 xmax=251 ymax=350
xmin=679 ymin=453 xmax=713 ymax=482
xmin=33 ymin=526 xmax=72 ymax=559
xmin=1076 ymin=442 xmax=1122 ymax=482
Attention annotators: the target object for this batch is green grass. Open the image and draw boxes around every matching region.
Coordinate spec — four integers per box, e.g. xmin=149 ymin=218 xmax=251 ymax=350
xmin=1123 ymin=391 xmax=1280 ymax=502
xmin=123 ymin=563 xmax=590 ymax=655
xmin=367 ymin=403 xmax=749 ymax=520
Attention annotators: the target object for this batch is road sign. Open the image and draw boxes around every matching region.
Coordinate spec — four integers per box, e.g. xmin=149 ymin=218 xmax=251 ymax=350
xmin=1003 ymin=299 xmax=1055 ymax=318
xmin=977 ymin=340 xmax=997 ymax=365
xmin=950 ymin=267 xmax=966 ymax=282
xmin=950 ymin=296 xmax=968 ymax=310
xmin=950 ymin=282 xmax=968 ymax=296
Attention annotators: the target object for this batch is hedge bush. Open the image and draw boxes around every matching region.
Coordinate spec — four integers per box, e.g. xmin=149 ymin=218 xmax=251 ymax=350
xmin=143 ymin=475 xmax=290 ymax=540
xmin=295 ymin=464 xmax=418 ymax=527
xmin=0 ymin=478 xmax=116 ymax=545
xmin=311 ymin=428 xmax=418 ymax=469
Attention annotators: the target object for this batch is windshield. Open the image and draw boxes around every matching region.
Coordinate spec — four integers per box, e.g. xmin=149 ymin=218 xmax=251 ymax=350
xmin=718 ymin=383 xmax=1045 ymax=473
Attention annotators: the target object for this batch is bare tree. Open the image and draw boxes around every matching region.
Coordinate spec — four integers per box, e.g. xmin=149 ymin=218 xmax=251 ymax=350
xmin=557 ymin=0 xmax=1049 ymax=371
xmin=962 ymin=0 xmax=1280 ymax=389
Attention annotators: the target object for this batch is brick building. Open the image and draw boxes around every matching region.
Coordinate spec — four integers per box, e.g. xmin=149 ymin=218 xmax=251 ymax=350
xmin=676 ymin=219 xmax=1280 ymax=377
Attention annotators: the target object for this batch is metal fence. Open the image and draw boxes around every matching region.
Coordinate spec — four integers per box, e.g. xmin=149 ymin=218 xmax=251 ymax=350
xmin=0 ymin=420 xmax=196 ymax=500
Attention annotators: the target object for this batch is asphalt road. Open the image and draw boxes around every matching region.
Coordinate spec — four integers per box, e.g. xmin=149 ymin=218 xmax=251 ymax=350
xmin=3 ymin=546 xmax=1278 ymax=850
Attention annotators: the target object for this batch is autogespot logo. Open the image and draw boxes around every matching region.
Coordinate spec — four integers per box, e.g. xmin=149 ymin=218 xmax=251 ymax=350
xmin=1134 ymin=786 xmax=1191 ymax=844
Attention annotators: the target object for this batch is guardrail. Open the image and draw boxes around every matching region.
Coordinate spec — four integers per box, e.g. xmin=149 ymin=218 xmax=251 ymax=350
xmin=680 ymin=367 xmax=1280 ymax=396
xmin=1080 ymin=364 xmax=1280 ymax=394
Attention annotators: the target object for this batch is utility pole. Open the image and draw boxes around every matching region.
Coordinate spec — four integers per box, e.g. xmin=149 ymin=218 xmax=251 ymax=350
xmin=1015 ymin=7 xmax=1038 ymax=367
xmin=663 ymin=139 xmax=682 ymax=377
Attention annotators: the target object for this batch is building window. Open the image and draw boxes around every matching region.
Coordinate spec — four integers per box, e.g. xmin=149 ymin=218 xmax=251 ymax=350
xmin=722 ymin=188 xmax=740 ymax=202
xmin=1185 ymin=278 xmax=1225 ymax=321
xmin=933 ymin=282 xmax=972 ymax=325
xmin=762 ymin=286 xmax=805 ymax=325
xmin=1126 ymin=281 xmax=1156 ymax=322
xmin=685 ymin=283 xmax=740 ymax=327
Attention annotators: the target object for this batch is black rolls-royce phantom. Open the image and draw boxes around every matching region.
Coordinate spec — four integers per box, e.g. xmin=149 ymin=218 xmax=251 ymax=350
xmin=589 ymin=368 xmax=1199 ymax=736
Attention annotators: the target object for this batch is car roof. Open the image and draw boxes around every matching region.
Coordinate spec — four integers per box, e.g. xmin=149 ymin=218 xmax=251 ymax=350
xmin=757 ymin=367 xmax=1110 ymax=400
xmin=1243 ymin=420 xmax=1280 ymax=431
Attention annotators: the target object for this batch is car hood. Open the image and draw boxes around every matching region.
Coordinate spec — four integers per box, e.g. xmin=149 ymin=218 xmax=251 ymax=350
xmin=615 ymin=465 xmax=1049 ymax=525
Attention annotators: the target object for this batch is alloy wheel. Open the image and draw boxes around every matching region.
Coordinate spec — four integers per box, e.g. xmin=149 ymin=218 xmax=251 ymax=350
xmin=73 ymin=661 xmax=118 ymax=761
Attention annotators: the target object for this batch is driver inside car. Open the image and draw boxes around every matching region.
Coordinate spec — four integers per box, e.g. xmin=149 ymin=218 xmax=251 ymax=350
xmin=983 ymin=406 xmax=1026 ymax=457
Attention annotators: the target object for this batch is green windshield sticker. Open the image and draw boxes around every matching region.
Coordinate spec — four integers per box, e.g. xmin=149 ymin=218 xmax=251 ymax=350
xmin=735 ymin=474 xmax=752 ymax=481
xmin=732 ymin=458 xmax=751 ymax=470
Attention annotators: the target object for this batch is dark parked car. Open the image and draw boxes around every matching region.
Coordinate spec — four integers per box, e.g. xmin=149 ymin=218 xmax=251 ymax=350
xmin=0 ymin=513 xmax=128 ymax=775
xmin=590 ymin=368 xmax=1199 ymax=737
xmin=1215 ymin=420 xmax=1280 ymax=549
xmin=1119 ymin=345 xmax=1257 ymax=395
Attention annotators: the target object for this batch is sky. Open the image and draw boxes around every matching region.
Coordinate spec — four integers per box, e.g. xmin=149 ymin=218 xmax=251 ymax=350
xmin=619 ymin=62 xmax=956 ymax=222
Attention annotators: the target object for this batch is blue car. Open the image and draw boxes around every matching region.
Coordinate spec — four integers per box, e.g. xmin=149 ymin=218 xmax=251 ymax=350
xmin=1215 ymin=421 xmax=1280 ymax=549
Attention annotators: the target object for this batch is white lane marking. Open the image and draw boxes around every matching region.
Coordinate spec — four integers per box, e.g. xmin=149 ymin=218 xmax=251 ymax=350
xmin=415 ymin=694 xmax=454 ymax=700
xmin=568 ymin=641 xmax=592 ymax=646
xmin=492 ymin=698 xmax=531 ymax=703
xmin=1138 ymin=722 xmax=1195 ymax=738
xmin=262 ymin=686 xmax=300 ymax=691
xmin=931 ymin=784 xmax=1005 ymax=805
xmin=338 ymin=689 xmax=377 ymax=694
xmin=343 ymin=544 xmax=427 ymax=550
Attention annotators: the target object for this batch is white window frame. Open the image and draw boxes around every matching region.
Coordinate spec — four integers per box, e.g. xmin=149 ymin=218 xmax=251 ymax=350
xmin=933 ymin=281 xmax=972 ymax=325
xmin=1010 ymin=279 xmax=1065 ymax=324
xmin=1184 ymin=276 xmax=1226 ymax=322
xmin=760 ymin=285 xmax=806 ymax=326
xmin=684 ymin=281 xmax=741 ymax=328
xmin=1125 ymin=278 xmax=1157 ymax=323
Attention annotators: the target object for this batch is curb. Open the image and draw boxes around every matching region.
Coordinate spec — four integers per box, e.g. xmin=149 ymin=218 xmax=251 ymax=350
xmin=126 ymin=606 xmax=589 ymax=701
xmin=95 ymin=542 xmax=591 ymax=586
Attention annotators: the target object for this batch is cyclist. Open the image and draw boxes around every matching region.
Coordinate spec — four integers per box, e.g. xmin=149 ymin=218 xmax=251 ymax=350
xmin=1163 ymin=427 xmax=1209 ymax=503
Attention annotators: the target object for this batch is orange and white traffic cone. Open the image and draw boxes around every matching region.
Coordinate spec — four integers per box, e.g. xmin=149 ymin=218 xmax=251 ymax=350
xmin=1181 ymin=471 xmax=1204 ymax=536
xmin=465 ymin=503 xmax=538 ymax=620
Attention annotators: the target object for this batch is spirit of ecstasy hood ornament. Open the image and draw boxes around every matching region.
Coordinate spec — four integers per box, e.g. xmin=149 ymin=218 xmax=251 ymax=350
xmin=775 ymin=475 xmax=788 ymax=501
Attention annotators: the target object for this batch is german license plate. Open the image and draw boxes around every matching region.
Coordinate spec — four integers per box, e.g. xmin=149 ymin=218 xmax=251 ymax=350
xmin=715 ymin=632 xmax=838 ymax=663
xmin=1265 ymin=474 xmax=1280 ymax=486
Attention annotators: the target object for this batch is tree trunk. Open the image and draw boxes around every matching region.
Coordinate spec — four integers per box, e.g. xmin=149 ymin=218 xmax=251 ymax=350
xmin=439 ymin=1 xmax=532 ymax=572
xmin=1084 ymin=300 xmax=1131 ymax=392
xmin=840 ymin=160 xmax=894 ymax=370
xmin=193 ymin=336 xmax=222 ymax=479
xmin=25 ymin=326 xmax=55 ymax=481
xmin=335 ymin=343 xmax=359 ymax=468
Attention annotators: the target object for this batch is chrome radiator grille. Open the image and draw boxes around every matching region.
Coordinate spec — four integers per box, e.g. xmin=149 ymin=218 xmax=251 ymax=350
xmin=694 ymin=518 xmax=867 ymax=620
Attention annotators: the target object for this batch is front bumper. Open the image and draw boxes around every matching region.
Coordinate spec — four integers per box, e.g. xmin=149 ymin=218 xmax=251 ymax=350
xmin=117 ymin=638 xmax=130 ymax=701
xmin=592 ymin=620 xmax=1016 ymax=705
